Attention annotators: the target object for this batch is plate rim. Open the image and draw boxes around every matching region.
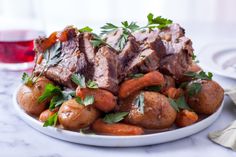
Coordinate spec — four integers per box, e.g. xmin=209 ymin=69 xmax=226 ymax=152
xmin=13 ymin=85 xmax=224 ymax=147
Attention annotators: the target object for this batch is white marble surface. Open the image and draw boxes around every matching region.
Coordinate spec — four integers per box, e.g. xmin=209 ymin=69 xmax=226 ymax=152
xmin=0 ymin=70 xmax=236 ymax=157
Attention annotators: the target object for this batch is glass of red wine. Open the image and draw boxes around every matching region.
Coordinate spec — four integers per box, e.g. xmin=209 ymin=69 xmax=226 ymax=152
xmin=0 ymin=0 xmax=45 ymax=70
xmin=0 ymin=30 xmax=45 ymax=70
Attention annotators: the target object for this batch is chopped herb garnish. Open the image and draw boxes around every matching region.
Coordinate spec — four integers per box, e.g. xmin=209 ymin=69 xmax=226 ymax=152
xmin=102 ymin=112 xmax=129 ymax=124
xmin=21 ymin=72 xmax=33 ymax=86
xmin=187 ymin=82 xmax=202 ymax=97
xmin=147 ymin=13 xmax=173 ymax=29
xmin=76 ymin=95 xmax=94 ymax=106
xmin=43 ymin=112 xmax=58 ymax=127
xmin=79 ymin=26 xmax=93 ymax=33
xmin=86 ymin=80 xmax=98 ymax=89
xmin=49 ymin=90 xmax=75 ymax=110
xmin=71 ymin=73 xmax=86 ymax=88
xmin=43 ymin=41 xmax=62 ymax=68
xmin=168 ymin=95 xmax=191 ymax=112
xmin=184 ymin=71 xmax=213 ymax=80
xmin=90 ymin=33 xmax=108 ymax=48
xmin=38 ymin=84 xmax=61 ymax=103
xmin=133 ymin=92 xmax=145 ymax=114
xmin=100 ymin=23 xmax=118 ymax=36
xmin=38 ymin=83 xmax=74 ymax=110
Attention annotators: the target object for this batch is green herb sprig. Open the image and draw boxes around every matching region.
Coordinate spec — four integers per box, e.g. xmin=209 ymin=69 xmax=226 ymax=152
xmin=184 ymin=71 xmax=213 ymax=80
xmin=43 ymin=112 xmax=58 ymax=127
xmin=168 ymin=96 xmax=191 ymax=112
xmin=76 ymin=95 xmax=94 ymax=106
xmin=102 ymin=112 xmax=129 ymax=124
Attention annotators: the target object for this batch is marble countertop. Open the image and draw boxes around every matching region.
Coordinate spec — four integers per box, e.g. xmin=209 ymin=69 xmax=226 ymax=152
xmin=0 ymin=69 xmax=236 ymax=157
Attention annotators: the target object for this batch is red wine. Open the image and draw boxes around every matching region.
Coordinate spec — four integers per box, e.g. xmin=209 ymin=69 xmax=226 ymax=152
xmin=0 ymin=30 xmax=44 ymax=63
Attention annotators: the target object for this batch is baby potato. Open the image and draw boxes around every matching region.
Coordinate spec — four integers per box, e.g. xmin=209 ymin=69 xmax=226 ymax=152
xmin=119 ymin=91 xmax=177 ymax=129
xmin=39 ymin=108 xmax=58 ymax=122
xmin=17 ymin=77 xmax=53 ymax=116
xmin=187 ymin=80 xmax=224 ymax=114
xmin=58 ymin=99 xmax=100 ymax=131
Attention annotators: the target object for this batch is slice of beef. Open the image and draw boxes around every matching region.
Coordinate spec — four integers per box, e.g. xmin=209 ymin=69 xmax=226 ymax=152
xmin=157 ymin=24 xmax=194 ymax=80
xmin=79 ymin=32 xmax=96 ymax=64
xmin=93 ymin=46 xmax=118 ymax=94
xmin=34 ymin=28 xmax=95 ymax=88
xmin=133 ymin=30 xmax=166 ymax=58
xmin=159 ymin=50 xmax=192 ymax=80
xmin=105 ymin=29 xmax=139 ymax=81
xmin=126 ymin=48 xmax=160 ymax=75
xmin=34 ymin=33 xmax=90 ymax=88
xmin=158 ymin=23 xmax=185 ymax=42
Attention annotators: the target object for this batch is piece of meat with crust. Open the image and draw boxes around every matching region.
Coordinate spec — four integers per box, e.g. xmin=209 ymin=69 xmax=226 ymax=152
xmin=93 ymin=46 xmax=119 ymax=94
xmin=105 ymin=29 xmax=139 ymax=81
xmin=126 ymin=48 xmax=160 ymax=75
xmin=34 ymin=27 xmax=96 ymax=88
xmin=133 ymin=30 xmax=166 ymax=58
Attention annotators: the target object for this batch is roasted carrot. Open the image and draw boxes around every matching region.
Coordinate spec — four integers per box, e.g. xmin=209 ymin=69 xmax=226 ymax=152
xmin=164 ymin=87 xmax=183 ymax=99
xmin=175 ymin=109 xmax=198 ymax=127
xmin=92 ymin=119 xmax=144 ymax=136
xmin=119 ymin=71 xmax=165 ymax=98
xmin=40 ymin=31 xmax=58 ymax=52
xmin=76 ymin=87 xmax=117 ymax=112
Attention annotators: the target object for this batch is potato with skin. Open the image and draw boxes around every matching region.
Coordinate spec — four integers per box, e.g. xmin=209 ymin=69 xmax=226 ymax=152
xmin=119 ymin=91 xmax=177 ymax=129
xmin=187 ymin=80 xmax=224 ymax=114
xmin=58 ymin=99 xmax=100 ymax=131
xmin=17 ymin=77 xmax=53 ymax=116
xmin=39 ymin=108 xmax=59 ymax=122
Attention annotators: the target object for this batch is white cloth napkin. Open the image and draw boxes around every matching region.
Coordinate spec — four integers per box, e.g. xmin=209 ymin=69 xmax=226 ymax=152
xmin=208 ymin=89 xmax=236 ymax=151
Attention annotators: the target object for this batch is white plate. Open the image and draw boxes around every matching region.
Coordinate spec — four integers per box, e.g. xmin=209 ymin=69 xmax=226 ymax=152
xmin=13 ymin=87 xmax=224 ymax=147
xmin=198 ymin=43 xmax=236 ymax=79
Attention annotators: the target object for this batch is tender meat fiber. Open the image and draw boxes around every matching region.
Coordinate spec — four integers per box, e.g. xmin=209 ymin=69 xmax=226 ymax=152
xmin=126 ymin=48 xmax=160 ymax=75
xmin=93 ymin=46 xmax=119 ymax=94
xmin=34 ymin=34 xmax=90 ymax=88
xmin=133 ymin=30 xmax=166 ymax=58
xmin=105 ymin=29 xmax=139 ymax=81
xmin=158 ymin=23 xmax=185 ymax=42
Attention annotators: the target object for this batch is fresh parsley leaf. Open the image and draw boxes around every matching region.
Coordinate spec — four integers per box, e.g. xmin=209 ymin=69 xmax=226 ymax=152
xmin=117 ymin=33 xmax=129 ymax=51
xmin=43 ymin=42 xmax=62 ymax=68
xmin=86 ymin=80 xmax=98 ymax=89
xmin=175 ymin=96 xmax=191 ymax=110
xmin=121 ymin=21 xmax=140 ymax=32
xmin=147 ymin=13 xmax=172 ymax=29
xmin=133 ymin=92 xmax=145 ymax=114
xmin=71 ymin=73 xmax=86 ymax=88
xmin=83 ymin=95 xmax=94 ymax=106
xmin=100 ymin=23 xmax=118 ymax=36
xmin=102 ymin=112 xmax=129 ymax=124
xmin=38 ymin=84 xmax=61 ymax=103
xmin=79 ymin=26 xmax=93 ymax=33
xmin=187 ymin=82 xmax=202 ymax=97
xmin=49 ymin=90 xmax=75 ymax=110
xmin=76 ymin=95 xmax=94 ymax=106
xmin=43 ymin=112 xmax=58 ymax=127
xmin=168 ymin=96 xmax=191 ymax=112
xmin=144 ymin=85 xmax=162 ymax=92
xmin=184 ymin=71 xmax=213 ymax=80
xmin=168 ymin=98 xmax=180 ymax=112
xmin=90 ymin=33 xmax=106 ymax=48
xmin=21 ymin=72 xmax=33 ymax=86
